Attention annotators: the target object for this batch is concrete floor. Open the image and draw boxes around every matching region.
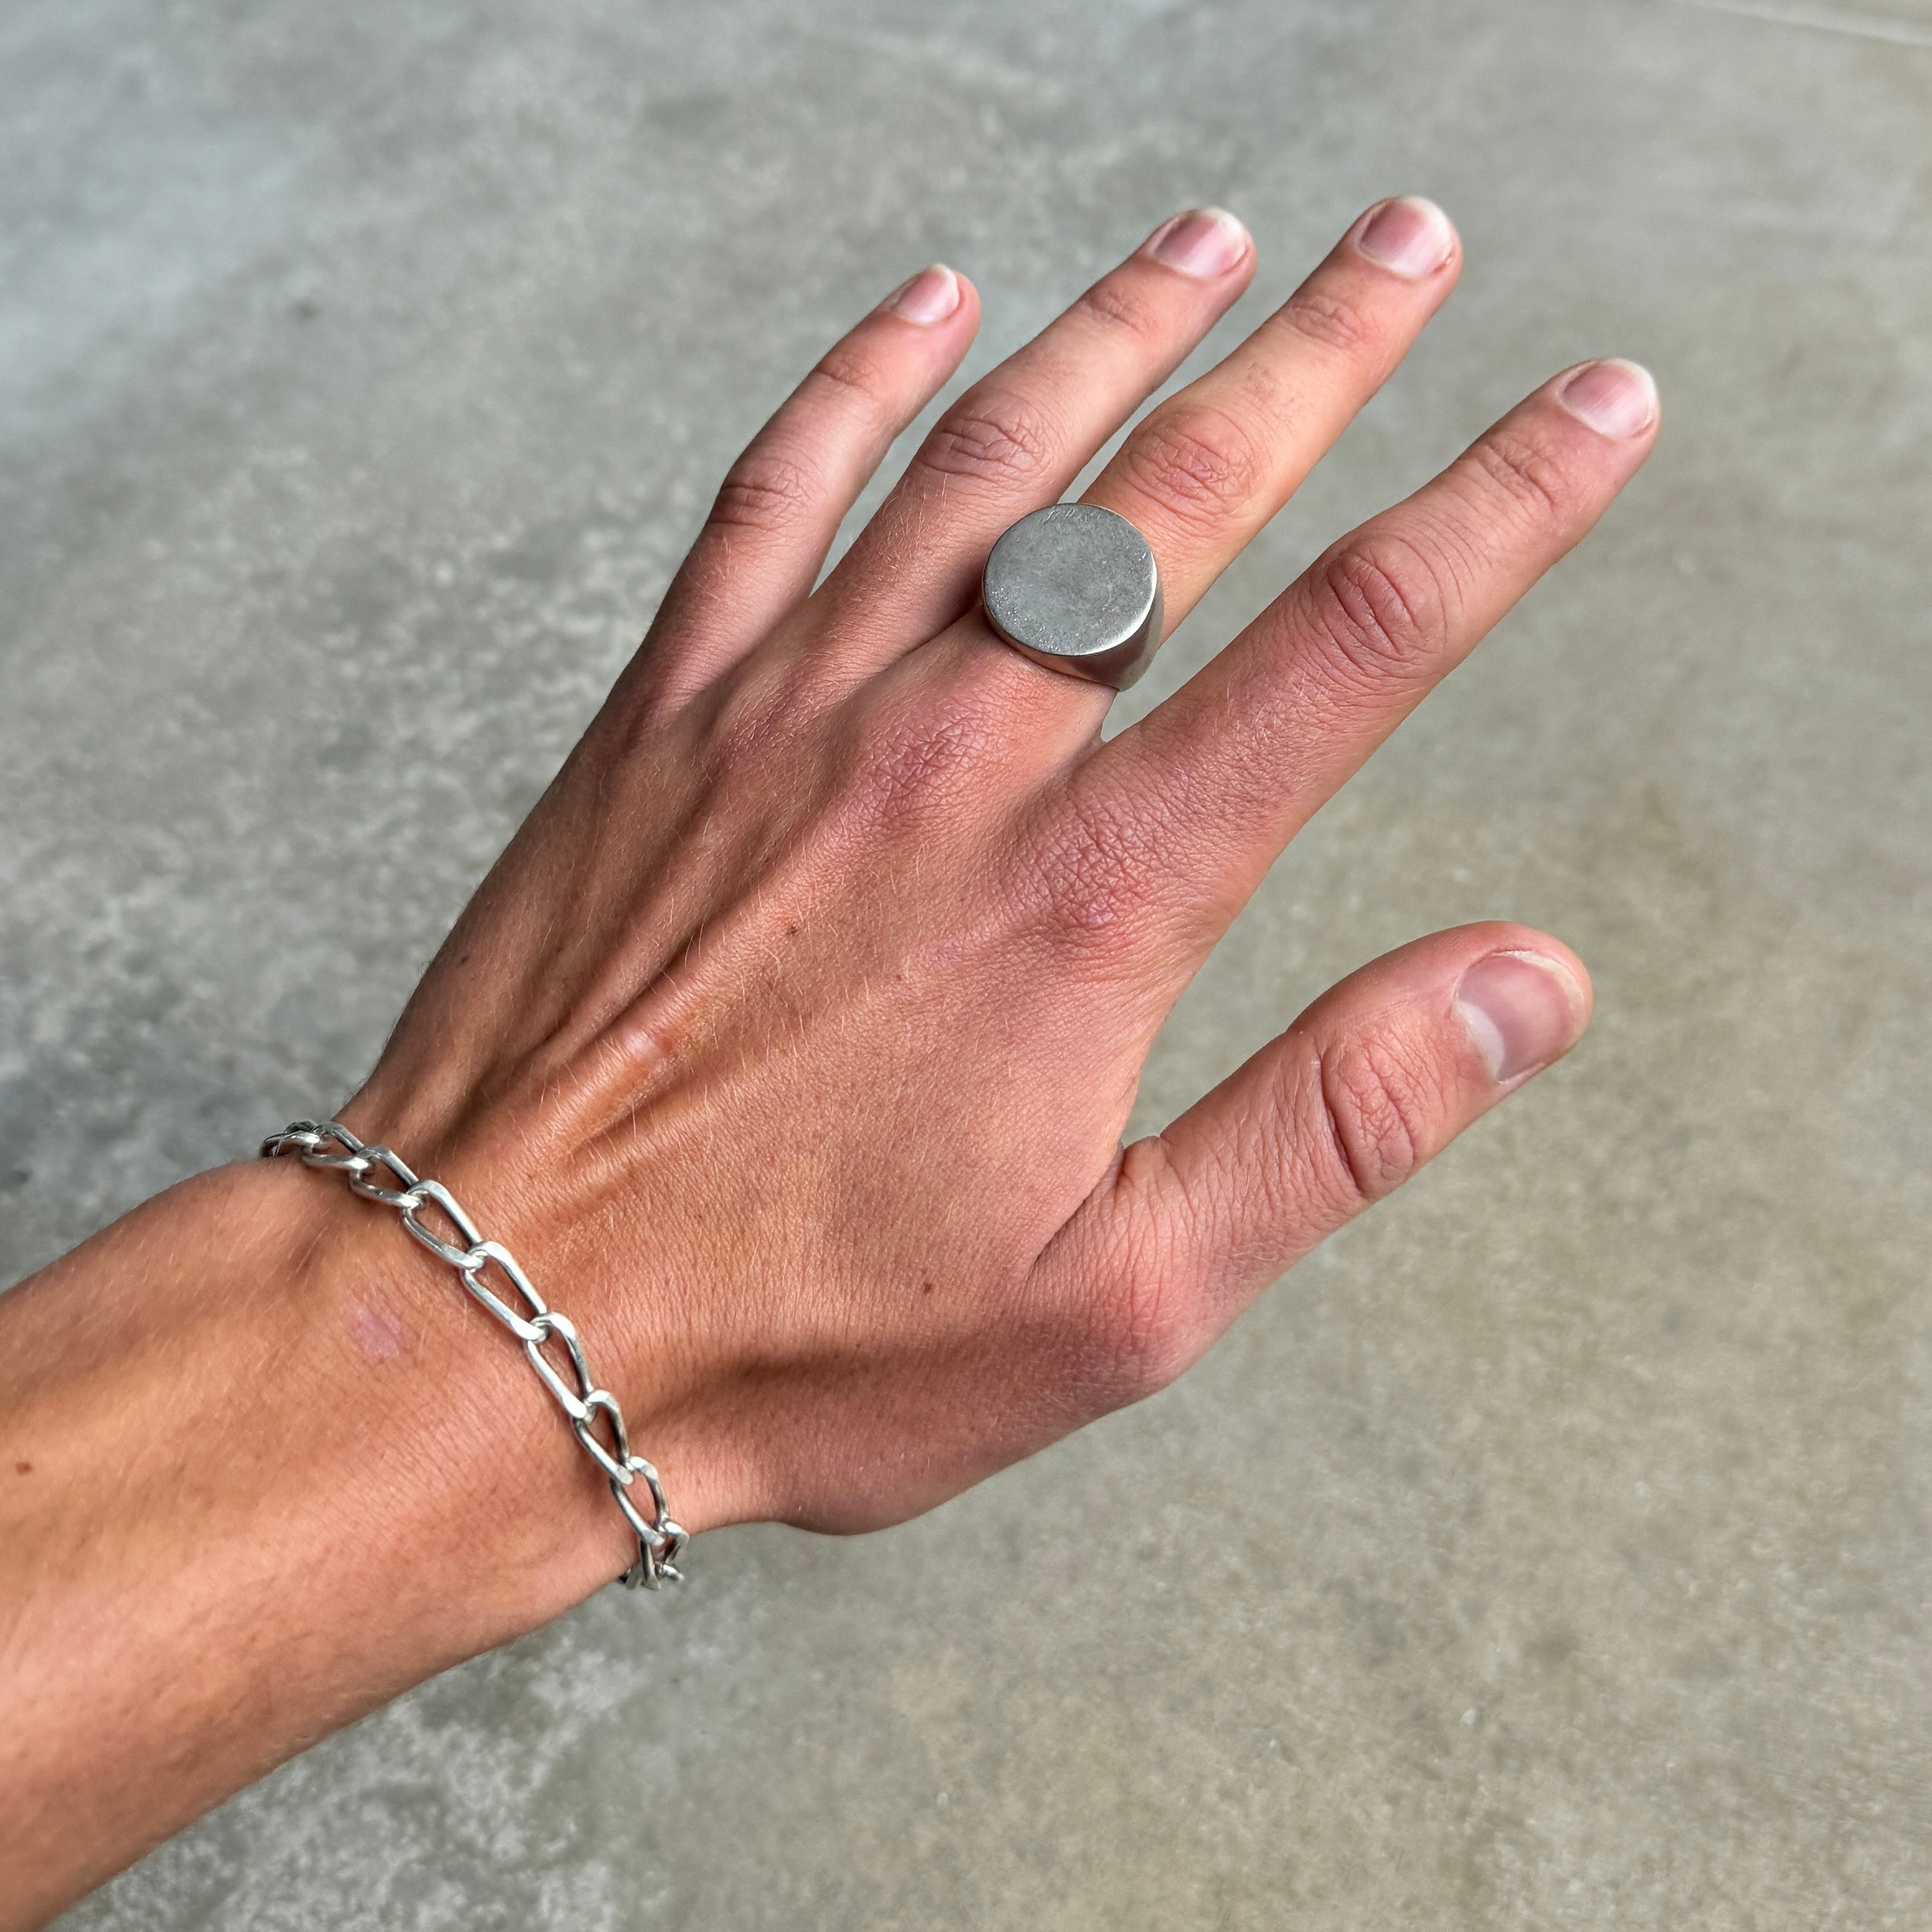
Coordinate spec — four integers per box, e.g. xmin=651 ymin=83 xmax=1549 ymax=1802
xmin=7 ymin=0 xmax=1931 ymax=1924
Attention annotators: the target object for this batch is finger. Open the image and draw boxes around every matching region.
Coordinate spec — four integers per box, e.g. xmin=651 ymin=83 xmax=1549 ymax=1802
xmin=811 ymin=208 xmax=1256 ymax=670
xmin=647 ymin=265 xmax=980 ymax=701
xmin=1086 ymin=359 xmax=1660 ymax=935
xmin=1038 ymin=925 xmax=1591 ymax=1405
xmin=1083 ymin=196 xmax=1461 ymax=636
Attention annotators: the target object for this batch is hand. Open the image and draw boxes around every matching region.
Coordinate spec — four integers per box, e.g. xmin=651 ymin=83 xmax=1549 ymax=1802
xmin=346 ymin=196 xmax=1651 ymax=1552
xmin=0 ymin=198 xmax=1656 ymax=1927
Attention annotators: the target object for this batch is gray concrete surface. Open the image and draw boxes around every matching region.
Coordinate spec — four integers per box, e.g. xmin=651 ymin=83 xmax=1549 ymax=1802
xmin=6 ymin=0 xmax=1931 ymax=1924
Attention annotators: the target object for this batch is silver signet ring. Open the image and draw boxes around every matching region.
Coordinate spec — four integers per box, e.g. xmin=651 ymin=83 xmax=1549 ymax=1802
xmin=980 ymin=503 xmax=1164 ymax=691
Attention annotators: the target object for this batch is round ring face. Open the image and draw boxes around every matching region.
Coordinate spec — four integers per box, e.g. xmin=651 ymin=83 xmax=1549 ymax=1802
xmin=980 ymin=503 xmax=1163 ymax=690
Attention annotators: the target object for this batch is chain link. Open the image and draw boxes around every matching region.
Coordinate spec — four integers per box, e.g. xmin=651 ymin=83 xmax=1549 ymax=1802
xmin=261 ymin=1119 xmax=687 ymax=1589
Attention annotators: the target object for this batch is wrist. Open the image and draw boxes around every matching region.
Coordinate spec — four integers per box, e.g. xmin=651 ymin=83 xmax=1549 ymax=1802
xmin=19 ymin=1151 xmax=643 ymax=1639
xmin=246 ymin=1147 xmax=656 ymax=1625
xmin=330 ymin=1088 xmax=741 ymax=1545
xmin=0 ymin=1153 xmax=650 ymax=1922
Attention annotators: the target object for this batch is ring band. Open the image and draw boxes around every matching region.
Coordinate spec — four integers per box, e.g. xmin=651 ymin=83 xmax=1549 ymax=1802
xmin=980 ymin=504 xmax=1163 ymax=691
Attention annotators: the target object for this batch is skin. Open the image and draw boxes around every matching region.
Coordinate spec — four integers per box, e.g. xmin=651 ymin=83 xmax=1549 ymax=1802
xmin=0 ymin=198 xmax=1656 ymax=1927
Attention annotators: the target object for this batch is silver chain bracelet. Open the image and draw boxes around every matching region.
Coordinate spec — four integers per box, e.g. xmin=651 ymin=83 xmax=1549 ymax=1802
xmin=261 ymin=1120 xmax=688 ymax=1589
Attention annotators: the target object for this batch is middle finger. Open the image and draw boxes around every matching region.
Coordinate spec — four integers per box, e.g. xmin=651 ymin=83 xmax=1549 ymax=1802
xmin=1081 ymin=195 xmax=1461 ymax=639
xmin=813 ymin=207 xmax=1256 ymax=669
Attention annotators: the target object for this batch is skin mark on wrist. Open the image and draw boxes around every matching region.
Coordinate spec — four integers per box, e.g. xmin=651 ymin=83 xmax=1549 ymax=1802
xmin=348 ymin=1302 xmax=412 ymax=1361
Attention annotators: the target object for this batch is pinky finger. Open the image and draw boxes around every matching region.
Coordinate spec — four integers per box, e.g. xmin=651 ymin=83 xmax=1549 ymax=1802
xmin=1036 ymin=923 xmax=1591 ymax=1405
xmin=646 ymin=264 xmax=980 ymax=702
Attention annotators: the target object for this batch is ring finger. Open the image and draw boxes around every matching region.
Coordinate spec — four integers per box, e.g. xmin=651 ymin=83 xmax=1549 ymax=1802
xmin=811 ymin=207 xmax=1257 ymax=671
xmin=1082 ymin=196 xmax=1461 ymax=642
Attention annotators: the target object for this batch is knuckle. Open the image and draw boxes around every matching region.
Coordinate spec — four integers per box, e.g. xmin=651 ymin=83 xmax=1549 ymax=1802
xmin=703 ymin=665 xmax=791 ymax=770
xmin=1114 ymin=405 xmax=1265 ymax=532
xmin=706 ymin=450 xmax=821 ymax=538
xmin=1465 ymin=428 xmax=1572 ymax=530
xmin=1305 ymin=533 xmax=1452 ymax=686
xmin=1073 ymin=276 xmax=1166 ymax=343
xmin=916 ymin=388 xmax=1059 ymax=493
xmin=1277 ymin=285 xmax=1380 ymax=360
xmin=1315 ymin=1032 xmax=1437 ymax=1206
xmin=805 ymin=342 xmax=893 ymax=409
xmin=848 ymin=696 xmax=1001 ymax=829
xmin=1019 ymin=784 xmax=1170 ymax=956
xmin=821 ymin=644 xmax=1023 ymax=833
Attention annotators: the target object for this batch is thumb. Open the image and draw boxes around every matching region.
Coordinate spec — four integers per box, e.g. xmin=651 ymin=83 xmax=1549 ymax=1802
xmin=1040 ymin=923 xmax=1591 ymax=1405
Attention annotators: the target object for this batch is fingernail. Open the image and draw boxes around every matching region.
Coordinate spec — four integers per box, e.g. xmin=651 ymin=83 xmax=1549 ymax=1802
xmin=884 ymin=264 xmax=961 ymax=325
xmin=1456 ymin=951 xmax=1587 ymax=1084
xmin=1354 ymin=196 xmax=1456 ymax=280
xmin=1556 ymin=359 xmax=1658 ymax=439
xmin=1146 ymin=207 xmax=1250 ymax=279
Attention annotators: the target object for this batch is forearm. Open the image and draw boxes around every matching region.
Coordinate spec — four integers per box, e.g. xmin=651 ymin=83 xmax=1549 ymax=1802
xmin=0 ymin=1159 xmax=627 ymax=1929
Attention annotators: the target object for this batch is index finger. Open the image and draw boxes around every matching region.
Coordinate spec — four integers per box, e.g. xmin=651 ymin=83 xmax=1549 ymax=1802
xmin=1080 ymin=358 xmax=1662 ymax=945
